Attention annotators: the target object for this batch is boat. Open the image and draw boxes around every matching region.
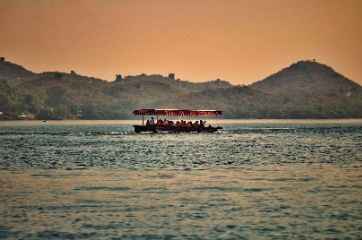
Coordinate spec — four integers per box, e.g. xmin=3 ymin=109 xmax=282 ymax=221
xmin=133 ymin=109 xmax=223 ymax=133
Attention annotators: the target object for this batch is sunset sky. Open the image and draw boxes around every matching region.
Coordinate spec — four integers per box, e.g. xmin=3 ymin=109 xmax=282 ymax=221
xmin=1 ymin=0 xmax=361 ymax=85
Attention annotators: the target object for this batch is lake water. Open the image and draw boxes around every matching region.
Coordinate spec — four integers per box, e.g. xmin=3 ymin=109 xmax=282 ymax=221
xmin=0 ymin=120 xmax=361 ymax=239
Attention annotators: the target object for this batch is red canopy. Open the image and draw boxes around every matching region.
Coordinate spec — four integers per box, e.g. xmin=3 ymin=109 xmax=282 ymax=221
xmin=133 ymin=109 xmax=222 ymax=116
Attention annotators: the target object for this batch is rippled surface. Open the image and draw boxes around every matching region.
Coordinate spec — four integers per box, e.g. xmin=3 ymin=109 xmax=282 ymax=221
xmin=0 ymin=120 xmax=361 ymax=239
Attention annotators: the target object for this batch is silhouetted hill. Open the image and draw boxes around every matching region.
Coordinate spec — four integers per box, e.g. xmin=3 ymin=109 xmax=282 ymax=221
xmin=248 ymin=60 xmax=362 ymax=118
xmin=250 ymin=60 xmax=360 ymax=94
xmin=116 ymin=74 xmax=232 ymax=93
xmin=0 ymin=58 xmax=361 ymax=119
xmin=106 ymin=74 xmax=233 ymax=109
xmin=0 ymin=59 xmax=36 ymax=87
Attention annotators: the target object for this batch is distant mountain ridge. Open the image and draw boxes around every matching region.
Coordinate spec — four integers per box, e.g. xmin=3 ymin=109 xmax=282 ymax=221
xmin=0 ymin=58 xmax=361 ymax=119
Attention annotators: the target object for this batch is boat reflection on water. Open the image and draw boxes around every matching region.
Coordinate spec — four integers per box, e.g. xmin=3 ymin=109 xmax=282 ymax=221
xmin=132 ymin=109 xmax=223 ymax=133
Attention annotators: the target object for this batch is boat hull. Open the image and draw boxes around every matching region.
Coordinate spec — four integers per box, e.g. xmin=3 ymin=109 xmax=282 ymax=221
xmin=133 ymin=125 xmax=222 ymax=133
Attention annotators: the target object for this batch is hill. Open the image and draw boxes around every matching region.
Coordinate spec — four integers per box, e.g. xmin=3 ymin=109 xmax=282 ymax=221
xmin=0 ymin=58 xmax=37 ymax=87
xmin=250 ymin=60 xmax=360 ymax=94
xmin=0 ymin=58 xmax=361 ymax=120
xmin=0 ymin=59 xmax=234 ymax=120
xmin=248 ymin=60 xmax=362 ymax=118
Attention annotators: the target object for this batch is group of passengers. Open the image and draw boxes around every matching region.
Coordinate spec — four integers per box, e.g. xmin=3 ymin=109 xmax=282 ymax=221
xmin=146 ymin=117 xmax=208 ymax=128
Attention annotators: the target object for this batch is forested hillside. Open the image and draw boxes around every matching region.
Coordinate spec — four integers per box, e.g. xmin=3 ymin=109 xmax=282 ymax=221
xmin=0 ymin=59 xmax=361 ymax=120
xmin=249 ymin=60 xmax=362 ymax=118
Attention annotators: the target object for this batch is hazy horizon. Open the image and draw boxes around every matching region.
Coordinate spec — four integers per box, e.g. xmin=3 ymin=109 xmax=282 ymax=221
xmin=1 ymin=0 xmax=361 ymax=85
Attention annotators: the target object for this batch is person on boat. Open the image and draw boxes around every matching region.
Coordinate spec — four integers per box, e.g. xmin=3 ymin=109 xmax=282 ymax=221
xmin=149 ymin=117 xmax=155 ymax=125
xmin=200 ymin=120 xmax=205 ymax=128
xmin=169 ymin=121 xmax=176 ymax=127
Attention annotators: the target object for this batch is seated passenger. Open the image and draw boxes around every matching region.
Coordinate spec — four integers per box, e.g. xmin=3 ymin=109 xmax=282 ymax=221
xmin=149 ymin=117 xmax=155 ymax=125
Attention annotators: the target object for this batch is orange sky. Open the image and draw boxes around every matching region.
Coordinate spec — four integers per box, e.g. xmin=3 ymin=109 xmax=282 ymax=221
xmin=1 ymin=0 xmax=361 ymax=85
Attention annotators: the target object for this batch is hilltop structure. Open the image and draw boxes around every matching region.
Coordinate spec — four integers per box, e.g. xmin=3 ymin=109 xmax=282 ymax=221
xmin=168 ymin=73 xmax=175 ymax=80
xmin=115 ymin=74 xmax=123 ymax=83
